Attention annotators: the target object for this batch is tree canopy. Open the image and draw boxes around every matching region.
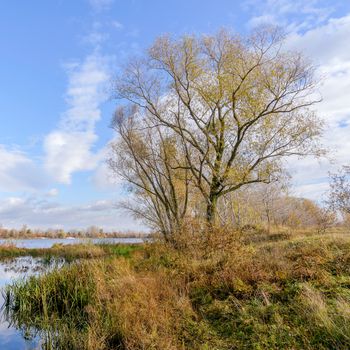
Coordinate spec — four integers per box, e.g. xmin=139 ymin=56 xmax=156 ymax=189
xmin=110 ymin=27 xmax=324 ymax=237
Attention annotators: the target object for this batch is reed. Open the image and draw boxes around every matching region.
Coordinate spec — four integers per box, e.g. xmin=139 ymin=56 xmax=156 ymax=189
xmin=0 ymin=243 xmax=142 ymax=262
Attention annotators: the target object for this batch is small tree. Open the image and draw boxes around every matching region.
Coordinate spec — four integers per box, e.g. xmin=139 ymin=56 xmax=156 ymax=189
xmin=112 ymin=27 xmax=323 ymax=233
xmin=328 ymin=166 xmax=350 ymax=216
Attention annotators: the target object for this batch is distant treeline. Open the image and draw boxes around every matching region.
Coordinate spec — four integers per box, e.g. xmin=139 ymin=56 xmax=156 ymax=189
xmin=0 ymin=225 xmax=147 ymax=239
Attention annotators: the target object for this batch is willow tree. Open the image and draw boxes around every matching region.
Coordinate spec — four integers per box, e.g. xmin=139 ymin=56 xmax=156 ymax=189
xmin=112 ymin=27 xmax=323 ymax=226
xmin=109 ymin=105 xmax=190 ymax=239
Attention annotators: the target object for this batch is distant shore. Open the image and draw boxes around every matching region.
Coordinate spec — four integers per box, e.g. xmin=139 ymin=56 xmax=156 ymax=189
xmin=0 ymin=227 xmax=149 ymax=239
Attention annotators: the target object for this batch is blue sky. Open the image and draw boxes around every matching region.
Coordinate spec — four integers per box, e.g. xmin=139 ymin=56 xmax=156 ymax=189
xmin=0 ymin=0 xmax=350 ymax=230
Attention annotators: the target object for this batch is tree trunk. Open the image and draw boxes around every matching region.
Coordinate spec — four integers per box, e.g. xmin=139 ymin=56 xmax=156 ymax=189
xmin=206 ymin=194 xmax=218 ymax=224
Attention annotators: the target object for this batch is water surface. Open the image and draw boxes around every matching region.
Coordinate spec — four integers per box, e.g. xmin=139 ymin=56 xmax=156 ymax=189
xmin=0 ymin=256 xmax=64 ymax=349
xmin=0 ymin=237 xmax=143 ymax=249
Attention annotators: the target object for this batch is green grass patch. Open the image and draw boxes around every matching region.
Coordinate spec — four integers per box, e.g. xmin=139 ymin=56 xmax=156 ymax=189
xmin=0 ymin=243 xmax=143 ymax=262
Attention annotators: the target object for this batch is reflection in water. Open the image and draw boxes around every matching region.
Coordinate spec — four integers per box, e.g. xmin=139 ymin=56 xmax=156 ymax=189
xmin=0 ymin=257 xmax=65 ymax=349
xmin=0 ymin=237 xmax=143 ymax=249
xmin=0 ymin=239 xmax=144 ymax=348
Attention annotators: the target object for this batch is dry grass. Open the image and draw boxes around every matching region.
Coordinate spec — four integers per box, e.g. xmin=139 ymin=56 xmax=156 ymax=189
xmin=5 ymin=226 xmax=350 ymax=349
xmin=86 ymin=261 xmax=195 ymax=350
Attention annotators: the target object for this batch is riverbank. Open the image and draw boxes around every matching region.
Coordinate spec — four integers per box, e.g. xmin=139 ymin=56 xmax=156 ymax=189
xmin=0 ymin=243 xmax=142 ymax=261
xmin=4 ymin=228 xmax=350 ymax=349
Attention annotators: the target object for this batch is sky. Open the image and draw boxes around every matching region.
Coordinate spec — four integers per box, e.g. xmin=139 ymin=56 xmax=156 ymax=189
xmin=0 ymin=0 xmax=349 ymax=231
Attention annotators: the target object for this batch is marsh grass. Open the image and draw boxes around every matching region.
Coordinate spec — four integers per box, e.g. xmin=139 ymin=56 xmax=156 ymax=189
xmin=3 ymin=261 xmax=96 ymax=349
xmin=0 ymin=243 xmax=142 ymax=262
xmin=4 ymin=228 xmax=350 ymax=349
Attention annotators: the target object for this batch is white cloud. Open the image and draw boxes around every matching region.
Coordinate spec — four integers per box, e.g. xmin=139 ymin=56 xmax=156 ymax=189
xmin=245 ymin=0 xmax=334 ymax=31
xmin=44 ymin=53 xmax=110 ymax=184
xmin=89 ymin=0 xmax=114 ymax=11
xmin=61 ymin=54 xmax=109 ymax=128
xmin=92 ymin=160 xmax=119 ymax=190
xmin=0 ymin=196 xmax=143 ymax=231
xmin=287 ymin=15 xmax=350 ymax=65
xmin=281 ymin=13 xmax=350 ymax=199
xmin=245 ymin=3 xmax=350 ymax=201
xmin=286 ymin=14 xmax=350 ymax=140
xmin=83 ymin=31 xmax=110 ymax=46
xmin=111 ymin=21 xmax=123 ymax=30
xmin=81 ymin=21 xmax=111 ymax=47
xmin=0 ymin=146 xmax=48 ymax=192
xmin=46 ymin=188 xmax=59 ymax=197
xmin=293 ymin=182 xmax=330 ymax=202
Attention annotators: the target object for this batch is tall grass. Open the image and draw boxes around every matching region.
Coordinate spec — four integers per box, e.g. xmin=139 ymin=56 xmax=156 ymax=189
xmin=3 ymin=261 xmax=96 ymax=349
xmin=4 ymin=227 xmax=350 ymax=349
xmin=0 ymin=243 xmax=142 ymax=262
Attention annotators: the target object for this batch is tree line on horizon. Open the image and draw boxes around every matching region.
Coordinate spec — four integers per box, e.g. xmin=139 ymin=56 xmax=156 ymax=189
xmin=0 ymin=225 xmax=146 ymax=239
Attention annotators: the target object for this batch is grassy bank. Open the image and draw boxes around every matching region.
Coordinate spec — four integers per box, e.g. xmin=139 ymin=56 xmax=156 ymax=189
xmin=0 ymin=243 xmax=141 ymax=261
xmin=4 ymin=228 xmax=350 ymax=349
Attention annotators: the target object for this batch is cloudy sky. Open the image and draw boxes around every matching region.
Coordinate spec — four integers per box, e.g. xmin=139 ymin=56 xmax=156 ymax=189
xmin=0 ymin=0 xmax=349 ymax=230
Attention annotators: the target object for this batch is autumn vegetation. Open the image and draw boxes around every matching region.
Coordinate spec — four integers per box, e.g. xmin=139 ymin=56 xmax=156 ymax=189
xmin=3 ymin=28 xmax=350 ymax=349
xmin=4 ymin=227 xmax=350 ymax=349
xmin=109 ymin=26 xmax=323 ymax=238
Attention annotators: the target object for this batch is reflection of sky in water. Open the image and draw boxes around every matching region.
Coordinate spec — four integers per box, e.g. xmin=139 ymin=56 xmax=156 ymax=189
xmin=0 ymin=318 xmax=38 ymax=350
xmin=0 ymin=256 xmax=63 ymax=349
xmin=0 ymin=238 xmax=143 ymax=348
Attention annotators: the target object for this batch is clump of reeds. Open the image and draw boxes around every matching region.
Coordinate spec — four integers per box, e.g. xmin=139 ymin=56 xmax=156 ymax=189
xmin=3 ymin=261 xmax=96 ymax=349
